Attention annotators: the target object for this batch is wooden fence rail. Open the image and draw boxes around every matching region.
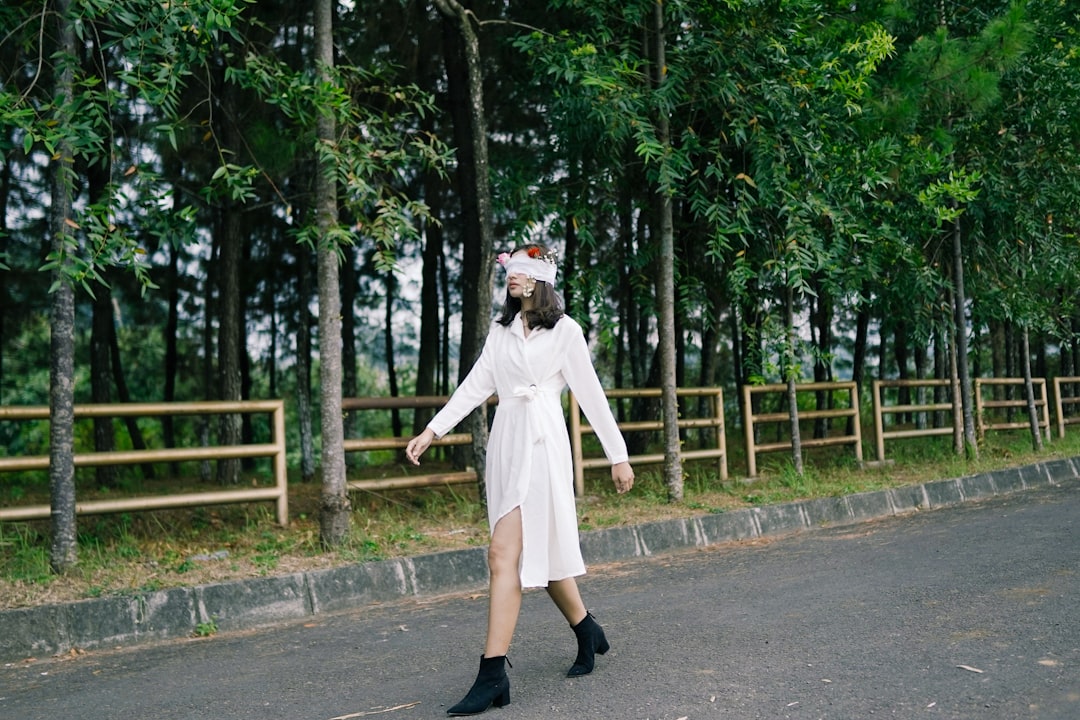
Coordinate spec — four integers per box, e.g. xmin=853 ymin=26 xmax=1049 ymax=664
xmin=1053 ymin=376 xmax=1080 ymax=440
xmin=339 ymin=396 xmax=493 ymax=492
xmin=343 ymin=388 xmax=729 ymax=497
xmin=569 ymin=387 xmax=728 ymax=496
xmin=871 ymin=378 xmax=961 ymax=463
xmin=974 ymin=377 xmax=1050 ymax=441
xmin=0 ymin=401 xmax=289 ymax=525
xmin=741 ymin=382 xmax=862 ymax=478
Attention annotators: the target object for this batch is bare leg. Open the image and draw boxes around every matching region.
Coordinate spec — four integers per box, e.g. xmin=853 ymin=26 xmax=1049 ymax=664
xmin=546 ymin=577 xmax=587 ymax=626
xmin=484 ymin=507 xmax=523 ymax=658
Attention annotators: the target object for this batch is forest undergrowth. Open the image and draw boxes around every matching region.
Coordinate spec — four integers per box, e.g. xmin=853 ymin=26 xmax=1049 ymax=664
xmin=2 ymin=431 xmax=1079 ymax=611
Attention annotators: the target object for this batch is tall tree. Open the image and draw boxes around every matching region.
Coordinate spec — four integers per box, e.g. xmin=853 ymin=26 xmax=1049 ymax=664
xmin=313 ymin=0 xmax=351 ymax=545
xmin=649 ymin=1 xmax=684 ymax=501
xmin=876 ymin=0 xmax=1034 ymax=457
xmin=47 ymin=0 xmax=79 ymax=573
xmin=414 ymin=166 xmax=445 ymax=434
xmin=215 ymin=73 xmax=247 ymax=484
xmin=296 ymin=243 xmax=316 ymax=483
xmin=434 ymin=0 xmax=496 ymax=497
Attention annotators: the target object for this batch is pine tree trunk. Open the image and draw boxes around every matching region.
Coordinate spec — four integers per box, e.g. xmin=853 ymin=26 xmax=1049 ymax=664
xmin=108 ymin=304 xmax=154 ymax=478
xmin=341 ymin=246 xmax=358 ymax=458
xmin=811 ymin=281 xmax=833 ymax=438
xmin=48 ymin=0 xmax=78 ymax=574
xmin=629 ymin=211 xmax=649 ymax=389
xmin=697 ymin=296 xmax=720 ymax=448
xmin=414 ymin=169 xmax=443 ymax=435
xmin=934 ymin=329 xmax=947 ymax=429
xmin=83 ymin=137 xmax=116 ymax=487
xmin=435 ymin=0 xmax=495 ymax=499
xmin=91 ymin=278 xmax=117 ymax=487
xmin=216 ymin=205 xmax=243 ymax=484
xmin=895 ymin=321 xmax=910 ymax=422
xmin=198 ymin=236 xmax=216 ymax=483
xmin=948 ymin=311 xmax=965 ymax=454
xmin=784 ymin=284 xmax=804 ymax=476
xmin=651 ymin=0 xmax=683 ymax=501
xmin=216 ymin=79 xmax=244 ymax=484
xmin=0 ymin=129 xmax=10 ymax=393
xmin=951 ymin=219 xmax=979 ymax=457
xmin=914 ymin=341 xmax=927 ymax=430
xmin=1021 ymin=326 xmax=1043 ymax=451
xmin=384 ymin=269 xmax=402 ymax=438
xmin=163 ymin=218 xmax=181 ymax=476
xmin=440 ymin=243 xmax=451 ymax=396
xmin=296 ymin=243 xmax=316 ymax=483
xmin=849 ymin=290 xmax=870 ymax=437
xmin=314 ymin=0 xmax=351 ymax=545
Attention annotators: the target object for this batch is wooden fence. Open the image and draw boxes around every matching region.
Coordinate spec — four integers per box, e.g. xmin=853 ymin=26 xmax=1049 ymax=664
xmin=343 ymin=388 xmax=728 ymax=497
xmin=569 ymin=387 xmax=728 ymax=496
xmin=871 ymin=378 xmax=961 ymax=463
xmin=974 ymin=377 xmax=1050 ymax=441
xmin=0 ymin=401 xmax=289 ymax=525
xmin=741 ymin=382 xmax=862 ymax=478
xmin=339 ymin=396 xmax=494 ymax=492
xmin=4 ymin=376 xmax=1073 ymax=524
xmin=1053 ymin=376 xmax=1080 ymax=439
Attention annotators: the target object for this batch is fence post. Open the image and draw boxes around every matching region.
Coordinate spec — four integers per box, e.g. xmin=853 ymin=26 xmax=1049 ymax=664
xmin=272 ymin=401 xmax=289 ymax=525
xmin=741 ymin=384 xmax=757 ymax=478
xmin=872 ymin=380 xmax=885 ymax=463
xmin=1038 ymin=378 xmax=1049 ymax=441
xmin=712 ymin=389 xmax=728 ymax=480
xmin=1055 ymin=377 xmax=1064 ymax=439
xmin=850 ymin=382 xmax=864 ymax=465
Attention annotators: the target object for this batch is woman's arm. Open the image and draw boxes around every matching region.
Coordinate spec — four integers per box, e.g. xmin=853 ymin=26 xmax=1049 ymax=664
xmin=406 ymin=329 xmax=498 ymax=465
xmin=560 ymin=320 xmax=634 ymax=495
xmin=561 ymin=320 xmax=628 ymax=463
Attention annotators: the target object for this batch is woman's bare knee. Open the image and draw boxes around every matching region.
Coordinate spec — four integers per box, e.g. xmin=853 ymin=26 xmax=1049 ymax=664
xmin=488 ymin=538 xmax=519 ymax=576
xmin=488 ymin=508 xmax=522 ymax=577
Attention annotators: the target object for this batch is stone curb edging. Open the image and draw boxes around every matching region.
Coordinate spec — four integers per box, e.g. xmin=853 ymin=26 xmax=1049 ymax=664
xmin=2 ymin=456 xmax=1077 ymax=663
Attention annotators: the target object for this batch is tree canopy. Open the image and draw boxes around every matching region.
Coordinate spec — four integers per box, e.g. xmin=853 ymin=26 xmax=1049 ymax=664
xmin=1 ymin=0 xmax=1078 ymax=525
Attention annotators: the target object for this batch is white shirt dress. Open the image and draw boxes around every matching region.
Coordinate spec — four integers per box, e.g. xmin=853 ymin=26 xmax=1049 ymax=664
xmin=426 ymin=313 xmax=629 ymax=588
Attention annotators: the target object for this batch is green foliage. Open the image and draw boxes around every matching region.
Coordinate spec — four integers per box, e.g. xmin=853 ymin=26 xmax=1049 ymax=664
xmin=0 ymin=0 xmax=1078 ymax=568
xmin=515 ymin=0 xmax=906 ymax=385
xmin=232 ymin=54 xmax=451 ymax=269
xmin=193 ymin=618 xmax=218 ymax=637
xmin=0 ymin=1 xmax=257 ymax=298
xmin=0 ymin=525 xmax=52 ymax=585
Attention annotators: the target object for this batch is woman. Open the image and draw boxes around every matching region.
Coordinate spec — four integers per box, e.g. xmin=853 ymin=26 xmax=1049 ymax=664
xmin=405 ymin=243 xmax=635 ymax=716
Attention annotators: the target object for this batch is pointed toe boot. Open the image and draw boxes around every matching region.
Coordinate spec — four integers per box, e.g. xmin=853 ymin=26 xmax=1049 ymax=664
xmin=447 ymin=655 xmax=511 ymax=716
xmin=567 ymin=612 xmax=610 ymax=677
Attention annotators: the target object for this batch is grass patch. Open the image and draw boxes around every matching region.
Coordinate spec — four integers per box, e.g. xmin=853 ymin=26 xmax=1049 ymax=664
xmin=1 ymin=430 xmax=1078 ymax=610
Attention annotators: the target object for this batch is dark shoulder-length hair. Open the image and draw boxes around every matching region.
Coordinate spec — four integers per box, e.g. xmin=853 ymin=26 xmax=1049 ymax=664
xmin=496 ymin=243 xmax=565 ymax=330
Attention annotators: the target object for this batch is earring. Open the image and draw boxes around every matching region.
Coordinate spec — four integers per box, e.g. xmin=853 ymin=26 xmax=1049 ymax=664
xmin=522 ymin=277 xmax=536 ymax=298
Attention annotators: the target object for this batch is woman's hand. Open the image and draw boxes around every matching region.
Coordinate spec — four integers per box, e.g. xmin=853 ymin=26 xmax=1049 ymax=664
xmin=405 ymin=428 xmax=435 ymax=466
xmin=611 ymin=461 xmax=635 ymax=494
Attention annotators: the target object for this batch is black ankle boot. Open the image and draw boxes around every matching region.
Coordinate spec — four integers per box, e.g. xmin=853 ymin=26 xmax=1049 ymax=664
xmin=447 ymin=655 xmax=511 ymax=716
xmin=567 ymin=612 xmax=610 ymax=677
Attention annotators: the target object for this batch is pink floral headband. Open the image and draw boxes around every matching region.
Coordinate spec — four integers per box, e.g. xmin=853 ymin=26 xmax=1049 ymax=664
xmin=497 ymin=248 xmax=558 ymax=285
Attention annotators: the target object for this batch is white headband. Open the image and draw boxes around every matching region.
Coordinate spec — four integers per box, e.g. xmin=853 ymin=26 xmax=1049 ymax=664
xmin=500 ymin=255 xmax=558 ymax=285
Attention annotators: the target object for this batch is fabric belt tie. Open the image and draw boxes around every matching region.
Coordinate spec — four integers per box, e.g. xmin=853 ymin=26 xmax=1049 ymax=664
xmin=512 ymin=384 xmax=546 ymax=444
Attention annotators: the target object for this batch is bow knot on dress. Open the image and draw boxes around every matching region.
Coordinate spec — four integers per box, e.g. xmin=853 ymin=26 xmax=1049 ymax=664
xmin=512 ymin=384 xmax=546 ymax=443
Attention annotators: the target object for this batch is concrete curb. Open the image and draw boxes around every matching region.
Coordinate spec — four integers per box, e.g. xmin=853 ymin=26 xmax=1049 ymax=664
xmin=2 ymin=456 xmax=1077 ymax=663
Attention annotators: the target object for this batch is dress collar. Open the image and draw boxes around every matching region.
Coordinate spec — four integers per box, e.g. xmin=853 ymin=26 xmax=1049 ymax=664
xmin=511 ymin=312 xmax=544 ymax=340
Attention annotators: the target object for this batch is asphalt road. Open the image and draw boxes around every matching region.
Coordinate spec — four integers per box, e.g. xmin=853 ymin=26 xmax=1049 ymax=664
xmin=2 ymin=480 xmax=1078 ymax=720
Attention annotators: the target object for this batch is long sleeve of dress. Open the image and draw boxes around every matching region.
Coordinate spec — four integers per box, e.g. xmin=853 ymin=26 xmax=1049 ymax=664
xmin=560 ymin=320 xmax=629 ymax=466
xmin=425 ymin=329 xmax=497 ymax=439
